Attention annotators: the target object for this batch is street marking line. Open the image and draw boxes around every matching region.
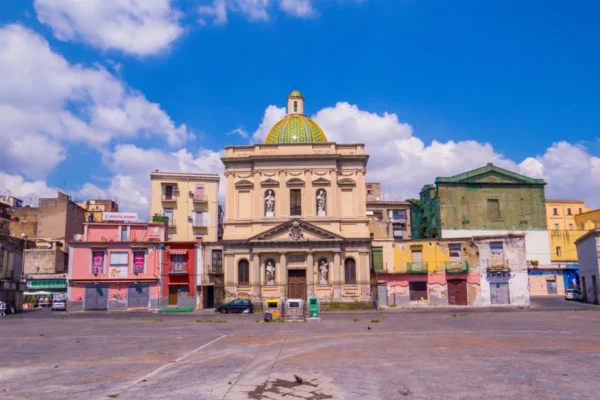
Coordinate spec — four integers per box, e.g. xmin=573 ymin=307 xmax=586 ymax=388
xmin=102 ymin=335 xmax=226 ymax=399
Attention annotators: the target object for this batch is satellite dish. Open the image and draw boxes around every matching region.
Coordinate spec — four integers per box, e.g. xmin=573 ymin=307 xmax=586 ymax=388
xmin=74 ymin=234 xmax=82 ymax=241
xmin=47 ymin=243 xmax=53 ymax=249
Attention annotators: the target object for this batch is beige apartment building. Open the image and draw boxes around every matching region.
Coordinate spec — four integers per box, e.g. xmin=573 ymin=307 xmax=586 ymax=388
xmin=149 ymin=172 xmax=221 ymax=242
xmin=221 ymin=90 xmax=372 ymax=305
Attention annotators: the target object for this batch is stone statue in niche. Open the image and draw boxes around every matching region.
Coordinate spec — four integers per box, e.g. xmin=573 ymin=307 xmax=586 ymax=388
xmin=318 ymin=258 xmax=329 ymax=285
xmin=265 ymin=190 xmax=275 ymax=217
xmin=316 ymin=189 xmax=327 ymax=216
xmin=265 ymin=260 xmax=275 ymax=285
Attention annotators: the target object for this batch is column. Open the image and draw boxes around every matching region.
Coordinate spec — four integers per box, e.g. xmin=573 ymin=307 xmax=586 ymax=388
xmin=225 ymin=253 xmax=235 ymax=298
xmin=279 ymin=252 xmax=287 ymax=298
xmin=306 ymin=252 xmax=314 ymax=297
xmin=333 ymin=251 xmax=341 ymax=299
xmin=359 ymin=251 xmax=369 ymax=299
xmin=252 ymin=252 xmax=260 ymax=298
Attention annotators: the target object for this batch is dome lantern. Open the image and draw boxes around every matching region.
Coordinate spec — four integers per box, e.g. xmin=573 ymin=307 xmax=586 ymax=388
xmin=264 ymin=90 xmax=327 ymax=144
xmin=287 ymin=89 xmax=304 ymax=116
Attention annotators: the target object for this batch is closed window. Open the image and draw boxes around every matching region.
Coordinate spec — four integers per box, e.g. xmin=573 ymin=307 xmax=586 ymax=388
xmin=569 ymin=224 xmax=573 ymax=230
xmin=120 ymin=227 xmax=129 ymax=241
xmin=449 ymin=244 xmax=462 ymax=260
xmin=490 ymin=242 xmax=503 ymax=255
xmin=487 ymin=199 xmax=500 ymax=219
xmin=556 ymin=247 xmax=562 ymax=256
xmin=171 ymin=254 xmax=186 ymax=272
xmin=581 ymin=223 xmax=585 ymax=230
xmin=164 ymin=185 xmax=175 ymax=200
xmin=290 ymin=189 xmax=302 ymax=216
xmin=163 ymin=208 xmax=174 ymax=226
xmin=389 ymin=210 xmax=406 ymax=221
xmin=344 ymin=258 xmax=356 ymax=284
xmin=238 ymin=259 xmax=250 ymax=285
xmin=553 ymin=208 xmax=558 ymax=215
xmin=110 ymin=252 xmax=129 ymax=268
xmin=567 ymin=208 xmax=572 ymax=215
xmin=212 ymin=250 xmax=223 ymax=271
xmin=293 ymin=101 xmax=298 ymax=113
xmin=579 ymin=208 xmax=582 ymax=214
xmin=555 ymin=224 xmax=559 ymax=230
xmin=392 ymin=223 xmax=405 ymax=239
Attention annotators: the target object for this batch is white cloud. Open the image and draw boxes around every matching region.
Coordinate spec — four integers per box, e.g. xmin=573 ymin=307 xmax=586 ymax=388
xmin=519 ymin=142 xmax=600 ymax=205
xmin=226 ymin=126 xmax=249 ymax=138
xmin=33 ymin=0 xmax=183 ymax=56
xmin=198 ymin=0 xmax=361 ymax=25
xmin=252 ymin=105 xmax=286 ymax=142
xmin=0 ymin=173 xmax=58 ymax=206
xmin=198 ymin=0 xmax=229 ymax=26
xmin=0 ymin=24 xmax=193 ymax=179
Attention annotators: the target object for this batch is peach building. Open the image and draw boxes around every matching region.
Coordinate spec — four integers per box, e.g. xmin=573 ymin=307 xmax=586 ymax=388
xmin=221 ymin=90 xmax=372 ymax=305
xmin=67 ymin=222 xmax=166 ymax=311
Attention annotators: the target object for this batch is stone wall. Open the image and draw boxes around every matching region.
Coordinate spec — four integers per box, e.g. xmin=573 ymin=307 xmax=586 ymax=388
xmin=9 ymin=206 xmax=38 ymax=239
xmin=37 ymin=193 xmax=84 ymax=250
xmin=23 ymin=248 xmax=65 ymax=274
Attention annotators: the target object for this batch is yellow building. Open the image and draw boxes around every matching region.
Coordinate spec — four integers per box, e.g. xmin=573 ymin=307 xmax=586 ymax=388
xmin=221 ymin=90 xmax=372 ymax=304
xmin=529 ymin=200 xmax=591 ymax=296
xmin=78 ymin=199 xmax=119 ymax=222
xmin=575 ymin=209 xmax=600 ymax=231
xmin=149 ymin=172 xmax=221 ymax=242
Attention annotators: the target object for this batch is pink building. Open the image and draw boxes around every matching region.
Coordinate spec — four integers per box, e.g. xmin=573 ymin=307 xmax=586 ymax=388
xmin=67 ymin=222 xmax=166 ymax=311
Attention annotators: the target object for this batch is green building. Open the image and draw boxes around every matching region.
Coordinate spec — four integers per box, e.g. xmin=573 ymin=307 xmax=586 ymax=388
xmin=412 ymin=163 xmax=547 ymax=239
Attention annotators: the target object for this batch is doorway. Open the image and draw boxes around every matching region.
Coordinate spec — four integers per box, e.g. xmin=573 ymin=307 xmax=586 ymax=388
xmin=593 ymin=276 xmax=598 ymax=304
xmin=287 ymin=269 xmax=306 ymax=300
xmin=204 ymin=285 xmax=215 ymax=308
xmin=168 ymin=285 xmax=178 ymax=306
xmin=547 ymin=279 xmax=557 ymax=295
xmin=448 ymin=279 xmax=468 ymax=305
xmin=490 ymin=282 xmax=510 ymax=305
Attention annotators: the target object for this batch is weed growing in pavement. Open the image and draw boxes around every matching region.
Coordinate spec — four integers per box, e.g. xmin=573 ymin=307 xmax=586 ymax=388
xmin=370 ymin=319 xmax=380 ymax=323
xmin=352 ymin=318 xmax=360 ymax=322
xmin=196 ymin=319 xmax=226 ymax=323
xmin=256 ymin=319 xmax=261 ymax=323
xmin=389 ymin=304 xmax=397 ymax=308
xmin=450 ymin=313 xmax=474 ymax=318
xmin=107 ymin=394 xmax=118 ymax=398
xmin=573 ymin=308 xmax=582 ymax=312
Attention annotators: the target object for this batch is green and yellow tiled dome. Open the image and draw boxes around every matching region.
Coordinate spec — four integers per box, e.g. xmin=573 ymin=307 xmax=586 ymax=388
xmin=264 ymin=115 xmax=328 ymax=144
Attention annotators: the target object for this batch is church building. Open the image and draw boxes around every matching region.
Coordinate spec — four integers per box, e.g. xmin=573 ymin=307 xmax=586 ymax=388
xmin=221 ymin=90 xmax=372 ymax=305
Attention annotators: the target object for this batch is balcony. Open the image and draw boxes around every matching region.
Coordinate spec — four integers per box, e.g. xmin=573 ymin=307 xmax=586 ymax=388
xmin=208 ymin=264 xmax=223 ymax=274
xmin=169 ymin=262 xmax=188 ymax=275
xmin=161 ymin=194 xmax=178 ymax=203
xmin=445 ymin=261 xmax=469 ymax=274
xmin=191 ymin=193 xmax=208 ymax=204
xmin=407 ymin=262 xmax=428 ymax=274
xmin=487 ymin=263 xmax=510 ymax=274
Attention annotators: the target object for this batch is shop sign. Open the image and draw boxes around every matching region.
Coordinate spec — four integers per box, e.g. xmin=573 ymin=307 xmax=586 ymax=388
xmin=102 ymin=212 xmax=138 ymax=222
xmin=92 ymin=251 xmax=105 ymax=274
xmin=133 ymin=251 xmax=145 ymax=273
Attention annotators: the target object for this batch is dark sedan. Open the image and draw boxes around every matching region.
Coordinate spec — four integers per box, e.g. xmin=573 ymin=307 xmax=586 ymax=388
xmin=215 ymin=299 xmax=253 ymax=314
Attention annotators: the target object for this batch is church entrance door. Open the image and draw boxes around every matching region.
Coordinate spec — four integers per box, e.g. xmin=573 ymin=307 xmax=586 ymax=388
xmin=287 ymin=269 xmax=306 ymax=300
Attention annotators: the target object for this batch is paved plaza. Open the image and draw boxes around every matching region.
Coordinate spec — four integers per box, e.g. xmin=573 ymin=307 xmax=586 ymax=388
xmin=1 ymin=298 xmax=600 ymax=400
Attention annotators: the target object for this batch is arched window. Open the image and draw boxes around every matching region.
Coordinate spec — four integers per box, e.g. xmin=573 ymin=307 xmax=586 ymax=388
xmin=265 ymin=259 xmax=276 ymax=285
xmin=344 ymin=258 xmax=356 ymax=284
xmin=294 ymin=101 xmax=298 ymax=113
xmin=238 ymin=259 xmax=250 ymax=285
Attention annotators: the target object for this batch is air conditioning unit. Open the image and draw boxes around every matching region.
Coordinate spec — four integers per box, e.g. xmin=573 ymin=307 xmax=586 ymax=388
xmin=74 ymin=234 xmax=83 ymax=241
xmin=173 ymin=186 xmax=179 ymax=192
xmin=189 ymin=191 xmax=194 ymax=196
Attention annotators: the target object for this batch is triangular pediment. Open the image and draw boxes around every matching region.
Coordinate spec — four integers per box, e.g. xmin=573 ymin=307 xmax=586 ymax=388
xmin=436 ymin=164 xmax=546 ymax=185
xmin=249 ymin=219 xmax=344 ymax=242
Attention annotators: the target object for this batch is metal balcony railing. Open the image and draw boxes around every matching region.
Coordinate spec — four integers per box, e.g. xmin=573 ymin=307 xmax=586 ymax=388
xmin=169 ymin=262 xmax=188 ymax=274
xmin=407 ymin=262 xmax=428 ymax=274
xmin=487 ymin=262 xmax=510 ymax=274
xmin=445 ymin=261 xmax=469 ymax=274
xmin=192 ymin=194 xmax=207 ymax=202
xmin=208 ymin=264 xmax=223 ymax=274
xmin=162 ymin=194 xmax=177 ymax=201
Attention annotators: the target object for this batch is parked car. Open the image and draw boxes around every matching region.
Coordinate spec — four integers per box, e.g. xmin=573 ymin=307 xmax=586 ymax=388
xmin=565 ymin=287 xmax=582 ymax=301
xmin=51 ymin=297 xmax=67 ymax=311
xmin=216 ymin=299 xmax=253 ymax=314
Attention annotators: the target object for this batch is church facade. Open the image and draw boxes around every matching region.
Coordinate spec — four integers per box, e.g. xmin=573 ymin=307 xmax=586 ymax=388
xmin=221 ymin=90 xmax=372 ymax=304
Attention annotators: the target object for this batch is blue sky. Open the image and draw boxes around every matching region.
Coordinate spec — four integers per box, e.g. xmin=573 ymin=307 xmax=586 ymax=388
xmin=1 ymin=0 xmax=599 ymax=214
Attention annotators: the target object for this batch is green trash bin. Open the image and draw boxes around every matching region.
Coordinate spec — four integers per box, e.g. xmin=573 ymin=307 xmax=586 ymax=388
xmin=308 ymin=297 xmax=320 ymax=318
